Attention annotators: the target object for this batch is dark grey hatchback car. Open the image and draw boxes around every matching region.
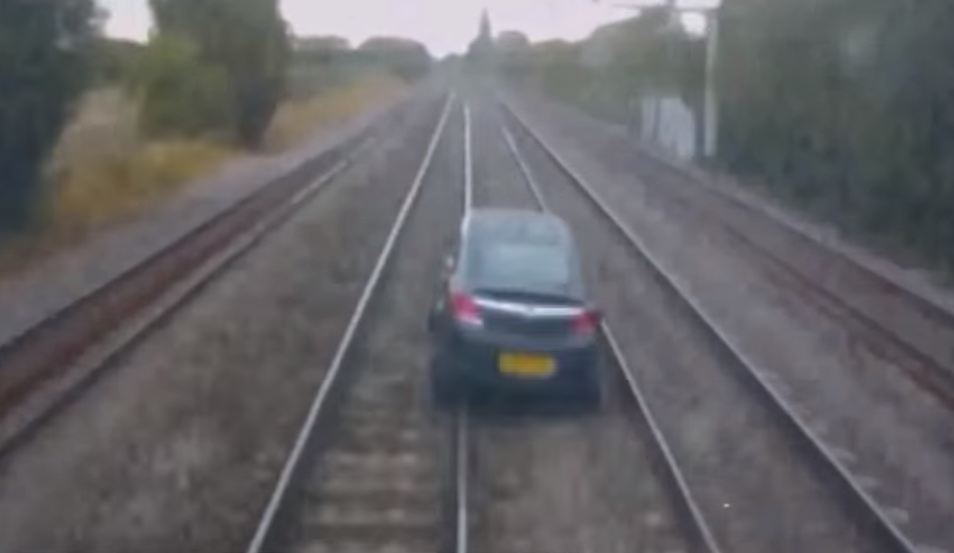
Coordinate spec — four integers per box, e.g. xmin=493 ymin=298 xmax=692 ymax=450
xmin=427 ymin=208 xmax=602 ymax=409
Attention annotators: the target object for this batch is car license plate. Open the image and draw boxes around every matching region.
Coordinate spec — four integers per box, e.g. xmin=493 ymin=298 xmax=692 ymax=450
xmin=498 ymin=352 xmax=555 ymax=377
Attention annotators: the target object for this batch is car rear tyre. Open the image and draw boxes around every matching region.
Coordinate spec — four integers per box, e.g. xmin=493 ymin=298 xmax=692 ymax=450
xmin=576 ymin=376 xmax=602 ymax=413
xmin=430 ymin=350 xmax=462 ymax=410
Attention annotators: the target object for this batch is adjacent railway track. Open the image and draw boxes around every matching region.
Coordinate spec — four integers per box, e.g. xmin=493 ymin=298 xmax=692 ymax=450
xmin=246 ymin=94 xmax=462 ymax=553
xmin=0 ymin=96 xmax=433 ymax=459
xmin=499 ymin=98 xmax=930 ymax=553
xmin=636 ymin=146 xmax=954 ymax=412
xmin=536 ymin=108 xmax=954 ymax=412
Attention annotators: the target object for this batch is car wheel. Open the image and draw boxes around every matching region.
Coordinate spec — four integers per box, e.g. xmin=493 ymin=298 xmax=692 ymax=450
xmin=429 ymin=350 xmax=462 ymax=410
xmin=576 ymin=376 xmax=602 ymax=414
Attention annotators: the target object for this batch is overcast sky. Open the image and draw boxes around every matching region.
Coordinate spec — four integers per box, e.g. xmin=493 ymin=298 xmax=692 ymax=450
xmin=100 ymin=0 xmax=641 ymax=56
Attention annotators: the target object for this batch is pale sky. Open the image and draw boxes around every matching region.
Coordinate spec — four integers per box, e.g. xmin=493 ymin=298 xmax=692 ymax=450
xmin=100 ymin=0 xmax=640 ymax=56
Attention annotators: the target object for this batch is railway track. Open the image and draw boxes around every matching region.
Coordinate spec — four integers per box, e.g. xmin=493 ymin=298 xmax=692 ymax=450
xmin=246 ymin=94 xmax=462 ymax=553
xmin=0 ymin=95 xmax=436 ymax=459
xmin=525 ymin=102 xmax=954 ymax=412
xmin=462 ymin=99 xmax=717 ymax=553
xmin=498 ymin=98 xmax=935 ymax=553
xmin=4 ymin=85 xmax=941 ymax=552
xmin=249 ymin=94 xmax=717 ymax=553
xmin=632 ymin=145 xmax=954 ymax=412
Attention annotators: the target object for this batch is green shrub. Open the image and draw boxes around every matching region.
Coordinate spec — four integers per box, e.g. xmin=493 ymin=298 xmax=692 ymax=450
xmin=134 ymin=35 xmax=232 ymax=139
xmin=149 ymin=0 xmax=290 ymax=147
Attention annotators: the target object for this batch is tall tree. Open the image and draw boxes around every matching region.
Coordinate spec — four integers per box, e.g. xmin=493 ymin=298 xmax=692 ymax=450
xmin=0 ymin=0 xmax=98 ymax=231
xmin=149 ymin=0 xmax=290 ymax=147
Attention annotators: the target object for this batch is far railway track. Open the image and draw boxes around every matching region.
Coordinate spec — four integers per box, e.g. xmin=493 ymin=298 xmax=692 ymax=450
xmin=0 ymin=95 xmax=437 ymax=459
xmin=246 ymin=94 xmax=462 ymax=553
xmin=657 ymin=154 xmax=954 ymax=411
xmin=547 ymin=112 xmax=954 ymax=412
xmin=500 ymin=98 xmax=931 ymax=553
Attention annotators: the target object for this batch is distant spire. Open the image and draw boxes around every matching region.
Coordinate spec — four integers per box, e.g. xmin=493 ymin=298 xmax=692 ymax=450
xmin=479 ymin=9 xmax=492 ymax=43
xmin=467 ymin=7 xmax=495 ymax=64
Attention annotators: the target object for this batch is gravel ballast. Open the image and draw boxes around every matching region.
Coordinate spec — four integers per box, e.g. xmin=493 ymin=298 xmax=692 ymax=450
xmin=505 ymin=101 xmax=888 ymax=553
xmin=505 ymin=94 xmax=954 ymax=551
xmin=466 ymin=98 xmax=691 ymax=553
xmin=0 ymin=94 xmax=445 ymax=553
xmin=274 ymin=95 xmax=466 ymax=553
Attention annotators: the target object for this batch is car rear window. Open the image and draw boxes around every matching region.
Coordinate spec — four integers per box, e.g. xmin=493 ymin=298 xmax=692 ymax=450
xmin=464 ymin=239 xmax=579 ymax=297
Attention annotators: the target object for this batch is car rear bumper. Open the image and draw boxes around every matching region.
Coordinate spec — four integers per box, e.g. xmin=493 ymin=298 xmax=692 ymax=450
xmin=436 ymin=335 xmax=599 ymax=397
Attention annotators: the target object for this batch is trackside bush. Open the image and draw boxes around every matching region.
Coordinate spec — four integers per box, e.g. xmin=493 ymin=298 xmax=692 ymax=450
xmin=134 ymin=35 xmax=232 ymax=139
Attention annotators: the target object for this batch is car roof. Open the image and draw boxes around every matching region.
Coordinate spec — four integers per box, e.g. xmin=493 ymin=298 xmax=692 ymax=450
xmin=461 ymin=208 xmax=573 ymax=245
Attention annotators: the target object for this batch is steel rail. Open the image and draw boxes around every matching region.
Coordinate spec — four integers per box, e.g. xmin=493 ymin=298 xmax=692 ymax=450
xmin=246 ymin=93 xmax=455 ymax=553
xmin=500 ymin=99 xmax=921 ymax=553
xmin=500 ymin=122 xmax=724 ymax=553
xmin=452 ymin=101 xmax=475 ymax=553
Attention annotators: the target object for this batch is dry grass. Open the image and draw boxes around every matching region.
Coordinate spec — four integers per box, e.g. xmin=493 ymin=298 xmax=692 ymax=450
xmin=48 ymin=89 xmax=236 ymax=228
xmin=265 ymin=71 xmax=405 ymax=152
xmin=50 ymin=140 xmax=234 ymax=230
xmin=0 ymin=74 xmax=404 ymax=277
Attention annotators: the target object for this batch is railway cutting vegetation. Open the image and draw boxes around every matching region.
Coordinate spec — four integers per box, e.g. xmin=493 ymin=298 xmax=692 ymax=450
xmin=0 ymin=0 xmax=432 ymax=273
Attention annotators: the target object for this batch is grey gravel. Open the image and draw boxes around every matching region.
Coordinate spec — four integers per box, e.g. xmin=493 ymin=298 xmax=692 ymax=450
xmin=506 ymin=99 xmax=887 ymax=553
xmin=275 ymin=97 xmax=466 ymax=553
xmin=506 ymin=93 xmax=954 ymax=550
xmin=0 ymin=93 xmax=444 ymax=553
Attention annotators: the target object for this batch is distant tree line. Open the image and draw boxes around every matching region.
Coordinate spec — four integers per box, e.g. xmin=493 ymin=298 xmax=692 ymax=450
xmin=291 ymin=35 xmax=431 ymax=98
xmin=496 ymin=1 xmax=954 ymax=267
xmin=493 ymin=10 xmax=704 ymax=123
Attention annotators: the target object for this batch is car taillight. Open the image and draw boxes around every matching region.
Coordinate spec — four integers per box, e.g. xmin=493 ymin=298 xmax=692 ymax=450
xmin=572 ymin=309 xmax=601 ymax=334
xmin=451 ymin=292 xmax=483 ymax=326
